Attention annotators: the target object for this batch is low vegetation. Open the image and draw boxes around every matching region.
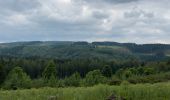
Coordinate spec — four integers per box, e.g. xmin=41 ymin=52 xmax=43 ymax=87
xmin=1 ymin=82 xmax=170 ymax=100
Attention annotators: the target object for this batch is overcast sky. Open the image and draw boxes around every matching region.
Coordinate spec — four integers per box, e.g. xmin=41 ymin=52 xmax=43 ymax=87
xmin=0 ymin=0 xmax=170 ymax=43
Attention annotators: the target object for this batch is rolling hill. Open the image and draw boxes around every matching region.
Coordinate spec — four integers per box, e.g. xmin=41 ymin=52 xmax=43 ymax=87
xmin=0 ymin=41 xmax=169 ymax=61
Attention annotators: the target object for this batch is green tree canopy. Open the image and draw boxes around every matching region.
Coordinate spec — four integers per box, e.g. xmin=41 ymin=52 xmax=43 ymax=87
xmin=84 ymin=70 xmax=106 ymax=86
xmin=144 ymin=67 xmax=156 ymax=75
xmin=3 ymin=67 xmax=31 ymax=89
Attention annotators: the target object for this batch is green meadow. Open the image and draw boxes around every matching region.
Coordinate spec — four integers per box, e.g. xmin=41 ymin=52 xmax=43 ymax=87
xmin=1 ymin=82 xmax=170 ymax=100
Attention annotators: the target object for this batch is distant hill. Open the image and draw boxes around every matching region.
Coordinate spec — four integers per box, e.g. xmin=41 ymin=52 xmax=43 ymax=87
xmin=0 ymin=41 xmax=170 ymax=61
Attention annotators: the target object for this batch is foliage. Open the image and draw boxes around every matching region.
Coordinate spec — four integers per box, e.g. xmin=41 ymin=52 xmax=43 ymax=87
xmin=64 ymin=72 xmax=81 ymax=87
xmin=101 ymin=65 xmax=112 ymax=78
xmin=108 ymin=76 xmax=121 ymax=85
xmin=127 ymin=72 xmax=170 ymax=84
xmin=143 ymin=67 xmax=156 ymax=75
xmin=47 ymin=74 xmax=57 ymax=87
xmin=3 ymin=67 xmax=31 ymax=89
xmin=31 ymin=78 xmax=45 ymax=88
xmin=84 ymin=70 xmax=106 ymax=86
xmin=0 ymin=64 xmax=6 ymax=85
xmin=115 ymin=68 xmax=124 ymax=79
xmin=42 ymin=60 xmax=57 ymax=84
xmin=0 ymin=54 xmax=169 ymax=89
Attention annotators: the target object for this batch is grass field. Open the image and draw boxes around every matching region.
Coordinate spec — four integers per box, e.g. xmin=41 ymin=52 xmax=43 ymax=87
xmin=0 ymin=82 xmax=170 ymax=100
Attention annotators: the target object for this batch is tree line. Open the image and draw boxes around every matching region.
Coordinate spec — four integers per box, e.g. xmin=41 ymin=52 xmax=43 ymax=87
xmin=1 ymin=56 xmax=170 ymax=89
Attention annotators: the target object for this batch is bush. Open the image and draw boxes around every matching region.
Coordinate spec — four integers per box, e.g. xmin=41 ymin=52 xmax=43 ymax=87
xmin=127 ymin=72 xmax=170 ymax=84
xmin=64 ymin=72 xmax=81 ymax=87
xmin=84 ymin=70 xmax=107 ymax=86
xmin=46 ymin=75 xmax=57 ymax=87
xmin=31 ymin=78 xmax=45 ymax=88
xmin=121 ymin=80 xmax=130 ymax=86
xmin=57 ymin=79 xmax=65 ymax=87
xmin=108 ymin=76 xmax=121 ymax=85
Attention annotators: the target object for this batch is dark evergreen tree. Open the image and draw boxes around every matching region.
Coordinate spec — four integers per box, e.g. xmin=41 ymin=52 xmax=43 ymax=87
xmin=0 ymin=64 xmax=6 ymax=85
xmin=42 ymin=60 xmax=57 ymax=86
xmin=101 ymin=65 xmax=112 ymax=78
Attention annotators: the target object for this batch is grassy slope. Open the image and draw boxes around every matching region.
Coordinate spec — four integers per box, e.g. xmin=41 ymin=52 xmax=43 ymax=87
xmin=1 ymin=82 xmax=170 ymax=100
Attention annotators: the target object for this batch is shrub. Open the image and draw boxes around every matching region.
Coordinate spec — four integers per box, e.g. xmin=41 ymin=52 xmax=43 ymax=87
xmin=31 ymin=78 xmax=45 ymax=88
xmin=64 ymin=72 xmax=81 ymax=87
xmin=84 ymin=70 xmax=107 ymax=86
xmin=108 ymin=76 xmax=121 ymax=85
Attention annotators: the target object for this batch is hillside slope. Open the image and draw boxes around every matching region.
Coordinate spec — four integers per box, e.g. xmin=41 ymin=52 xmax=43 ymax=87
xmin=0 ymin=41 xmax=169 ymax=61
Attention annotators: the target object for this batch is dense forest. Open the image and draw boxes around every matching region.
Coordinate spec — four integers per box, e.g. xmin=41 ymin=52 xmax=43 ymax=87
xmin=0 ymin=41 xmax=170 ymax=61
xmin=0 ymin=54 xmax=170 ymax=90
xmin=0 ymin=41 xmax=170 ymax=88
xmin=1 ymin=41 xmax=170 ymax=100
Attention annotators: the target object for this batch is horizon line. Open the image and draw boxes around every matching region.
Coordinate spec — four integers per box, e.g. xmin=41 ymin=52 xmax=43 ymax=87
xmin=0 ymin=40 xmax=169 ymax=45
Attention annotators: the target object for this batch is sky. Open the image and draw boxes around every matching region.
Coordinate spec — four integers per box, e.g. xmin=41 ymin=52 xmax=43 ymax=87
xmin=0 ymin=0 xmax=170 ymax=43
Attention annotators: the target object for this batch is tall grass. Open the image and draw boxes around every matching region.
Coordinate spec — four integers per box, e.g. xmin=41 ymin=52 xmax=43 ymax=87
xmin=1 ymin=82 xmax=170 ymax=100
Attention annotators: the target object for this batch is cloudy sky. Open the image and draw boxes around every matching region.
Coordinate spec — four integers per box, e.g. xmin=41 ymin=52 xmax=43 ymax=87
xmin=0 ymin=0 xmax=170 ymax=43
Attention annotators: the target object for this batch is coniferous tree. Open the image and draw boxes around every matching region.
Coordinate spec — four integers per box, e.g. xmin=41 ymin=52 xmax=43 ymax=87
xmin=101 ymin=65 xmax=112 ymax=78
xmin=42 ymin=60 xmax=57 ymax=86
xmin=0 ymin=64 xmax=6 ymax=85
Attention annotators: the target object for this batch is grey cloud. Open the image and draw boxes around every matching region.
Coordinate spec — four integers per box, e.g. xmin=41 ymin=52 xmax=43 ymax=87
xmin=92 ymin=11 xmax=110 ymax=19
xmin=0 ymin=0 xmax=170 ymax=43
xmin=105 ymin=0 xmax=139 ymax=3
xmin=124 ymin=8 xmax=154 ymax=19
xmin=0 ymin=0 xmax=39 ymax=13
xmin=83 ymin=0 xmax=139 ymax=4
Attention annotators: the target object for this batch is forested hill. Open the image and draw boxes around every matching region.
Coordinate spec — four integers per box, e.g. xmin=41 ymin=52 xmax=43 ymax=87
xmin=0 ymin=41 xmax=170 ymax=61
